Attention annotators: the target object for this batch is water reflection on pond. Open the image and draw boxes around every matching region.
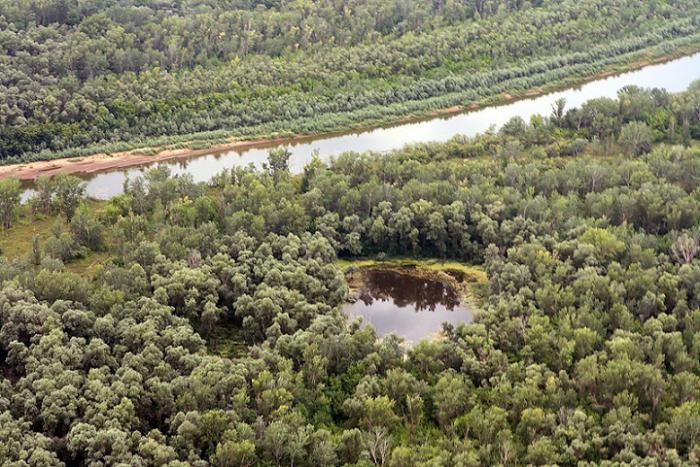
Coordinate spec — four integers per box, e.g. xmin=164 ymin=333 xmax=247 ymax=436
xmin=343 ymin=269 xmax=473 ymax=343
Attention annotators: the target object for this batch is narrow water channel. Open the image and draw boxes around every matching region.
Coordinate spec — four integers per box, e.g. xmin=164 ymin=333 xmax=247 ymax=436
xmin=25 ymin=52 xmax=700 ymax=200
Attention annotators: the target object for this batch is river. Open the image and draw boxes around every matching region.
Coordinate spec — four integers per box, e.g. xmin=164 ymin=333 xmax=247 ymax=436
xmin=28 ymin=52 xmax=700 ymax=200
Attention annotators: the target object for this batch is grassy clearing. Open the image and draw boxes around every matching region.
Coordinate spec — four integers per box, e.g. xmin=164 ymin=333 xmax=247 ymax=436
xmin=206 ymin=320 xmax=248 ymax=359
xmin=64 ymin=252 xmax=112 ymax=276
xmin=0 ymin=210 xmax=56 ymax=259
xmin=0 ymin=199 xmax=112 ymax=277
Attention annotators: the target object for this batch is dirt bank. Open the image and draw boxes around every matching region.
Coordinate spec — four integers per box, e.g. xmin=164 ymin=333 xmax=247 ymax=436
xmin=0 ymin=135 xmax=313 ymax=181
xmin=344 ymin=262 xmax=484 ymax=304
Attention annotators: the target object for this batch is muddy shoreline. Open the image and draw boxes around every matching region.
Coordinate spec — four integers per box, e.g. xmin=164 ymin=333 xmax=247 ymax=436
xmin=344 ymin=263 xmax=480 ymax=305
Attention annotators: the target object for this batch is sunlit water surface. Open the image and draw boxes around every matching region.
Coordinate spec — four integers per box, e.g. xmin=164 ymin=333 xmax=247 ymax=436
xmin=342 ymin=269 xmax=473 ymax=343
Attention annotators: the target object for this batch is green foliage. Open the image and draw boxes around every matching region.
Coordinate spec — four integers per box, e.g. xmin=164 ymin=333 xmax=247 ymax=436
xmin=619 ymin=121 xmax=655 ymax=155
xmin=579 ymin=227 xmax=625 ymax=262
xmin=6 ymin=86 xmax=700 ymax=465
xmin=51 ymin=174 xmax=86 ymax=221
xmin=0 ymin=177 xmax=20 ymax=229
xmin=1 ymin=0 xmax=700 ymax=161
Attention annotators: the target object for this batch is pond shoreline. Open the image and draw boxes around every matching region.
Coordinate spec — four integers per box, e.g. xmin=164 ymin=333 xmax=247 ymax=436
xmin=342 ymin=261 xmax=485 ymax=307
xmin=2 ymin=45 xmax=699 ymax=183
xmin=341 ymin=262 xmax=482 ymax=342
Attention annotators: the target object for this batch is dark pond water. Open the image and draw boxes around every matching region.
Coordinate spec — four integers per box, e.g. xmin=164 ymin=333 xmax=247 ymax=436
xmin=343 ymin=269 xmax=473 ymax=343
xmin=20 ymin=51 xmax=700 ymax=202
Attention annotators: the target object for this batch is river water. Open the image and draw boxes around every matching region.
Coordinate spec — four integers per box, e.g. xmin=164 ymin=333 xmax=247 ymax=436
xmin=34 ymin=52 xmax=700 ymax=200
xmin=343 ymin=268 xmax=473 ymax=343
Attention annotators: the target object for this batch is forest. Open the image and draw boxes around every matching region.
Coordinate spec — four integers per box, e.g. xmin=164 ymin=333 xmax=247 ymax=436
xmin=2 ymin=0 xmax=700 ymax=162
xmin=0 ymin=80 xmax=700 ymax=465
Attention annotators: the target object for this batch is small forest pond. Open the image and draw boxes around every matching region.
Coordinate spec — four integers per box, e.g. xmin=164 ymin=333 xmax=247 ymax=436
xmin=343 ymin=268 xmax=473 ymax=343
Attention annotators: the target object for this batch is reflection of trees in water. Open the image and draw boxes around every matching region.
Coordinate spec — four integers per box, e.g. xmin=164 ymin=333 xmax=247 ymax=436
xmin=359 ymin=270 xmax=460 ymax=311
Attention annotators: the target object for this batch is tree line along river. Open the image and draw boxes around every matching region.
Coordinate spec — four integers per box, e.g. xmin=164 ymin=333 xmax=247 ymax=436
xmin=21 ymin=51 xmax=700 ymax=201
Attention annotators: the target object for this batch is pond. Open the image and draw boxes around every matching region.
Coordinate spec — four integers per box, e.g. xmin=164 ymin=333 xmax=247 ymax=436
xmin=343 ymin=268 xmax=474 ymax=343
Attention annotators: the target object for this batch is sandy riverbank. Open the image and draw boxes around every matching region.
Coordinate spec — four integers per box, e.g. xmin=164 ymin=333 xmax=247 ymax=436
xmin=0 ymin=135 xmax=314 ymax=181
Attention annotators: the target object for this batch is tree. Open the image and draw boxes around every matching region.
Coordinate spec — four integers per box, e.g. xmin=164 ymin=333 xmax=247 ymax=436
xmin=551 ymin=97 xmax=567 ymax=126
xmin=261 ymin=414 xmax=310 ymax=466
xmin=338 ymin=429 xmax=363 ymax=465
xmin=405 ymin=394 xmax=424 ymax=440
xmin=579 ymin=227 xmax=624 ymax=262
xmin=345 ymin=395 xmax=400 ymax=466
xmin=619 ymin=121 xmax=654 ymax=155
xmin=0 ymin=177 xmax=21 ymax=229
xmin=31 ymin=234 xmax=42 ymax=265
xmin=266 ymin=148 xmax=292 ymax=181
xmin=70 ymin=207 xmax=105 ymax=250
xmin=666 ymin=401 xmax=700 ymax=454
xmin=433 ymin=371 xmax=473 ymax=430
xmin=213 ymin=440 xmax=257 ymax=467
xmin=308 ymin=429 xmax=338 ymax=466
xmin=672 ymin=233 xmax=698 ymax=264
xmin=52 ymin=174 xmax=85 ymax=221
xmin=31 ymin=175 xmax=54 ymax=215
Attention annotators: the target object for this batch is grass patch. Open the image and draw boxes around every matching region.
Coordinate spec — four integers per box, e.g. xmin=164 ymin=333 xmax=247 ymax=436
xmin=207 ymin=320 xmax=248 ymax=359
xmin=65 ymin=252 xmax=112 ymax=276
xmin=0 ymin=208 xmax=57 ymax=259
xmin=0 ymin=199 xmax=112 ymax=277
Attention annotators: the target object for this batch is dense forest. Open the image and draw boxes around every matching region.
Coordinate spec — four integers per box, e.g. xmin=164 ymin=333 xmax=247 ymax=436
xmin=2 ymin=0 xmax=700 ymax=162
xmin=0 ymin=81 xmax=700 ymax=465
